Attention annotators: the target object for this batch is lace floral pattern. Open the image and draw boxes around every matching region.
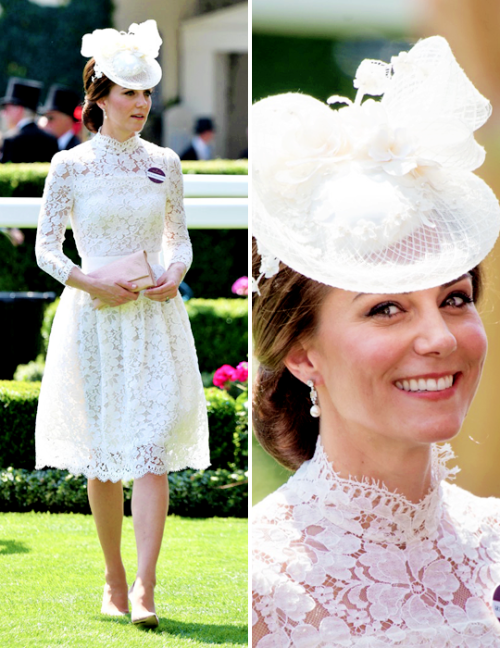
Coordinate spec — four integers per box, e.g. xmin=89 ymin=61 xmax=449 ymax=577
xmin=35 ymin=133 xmax=209 ymax=481
xmin=252 ymin=440 xmax=500 ymax=646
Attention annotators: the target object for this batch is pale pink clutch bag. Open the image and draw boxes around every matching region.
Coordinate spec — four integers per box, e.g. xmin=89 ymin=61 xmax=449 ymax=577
xmin=89 ymin=250 xmax=157 ymax=309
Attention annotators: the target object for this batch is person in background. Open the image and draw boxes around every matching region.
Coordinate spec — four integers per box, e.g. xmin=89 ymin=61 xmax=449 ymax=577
xmin=39 ymin=85 xmax=82 ymax=151
xmin=0 ymin=77 xmax=58 ymax=163
xmin=180 ymin=117 xmax=215 ymax=160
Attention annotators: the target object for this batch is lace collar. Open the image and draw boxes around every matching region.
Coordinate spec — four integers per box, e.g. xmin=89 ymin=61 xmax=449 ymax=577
xmin=286 ymin=439 xmax=459 ymax=545
xmin=92 ymin=129 xmax=141 ymax=154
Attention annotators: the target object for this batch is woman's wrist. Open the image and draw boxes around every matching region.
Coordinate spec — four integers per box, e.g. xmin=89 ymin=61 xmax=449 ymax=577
xmin=167 ymin=262 xmax=186 ymax=285
xmin=66 ymin=267 xmax=99 ymax=295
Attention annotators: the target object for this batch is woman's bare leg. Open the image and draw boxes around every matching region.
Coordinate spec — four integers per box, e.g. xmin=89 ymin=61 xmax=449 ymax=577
xmin=87 ymin=478 xmax=129 ymax=614
xmin=129 ymin=473 xmax=169 ymax=617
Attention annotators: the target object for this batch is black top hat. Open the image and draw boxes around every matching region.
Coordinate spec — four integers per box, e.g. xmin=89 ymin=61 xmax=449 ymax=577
xmin=195 ymin=117 xmax=215 ymax=135
xmin=0 ymin=77 xmax=43 ymax=112
xmin=40 ymin=85 xmax=81 ymax=120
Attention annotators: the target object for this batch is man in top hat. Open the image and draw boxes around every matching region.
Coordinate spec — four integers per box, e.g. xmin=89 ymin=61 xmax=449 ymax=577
xmin=39 ymin=85 xmax=82 ymax=151
xmin=0 ymin=77 xmax=58 ymax=163
xmin=180 ymin=117 xmax=215 ymax=161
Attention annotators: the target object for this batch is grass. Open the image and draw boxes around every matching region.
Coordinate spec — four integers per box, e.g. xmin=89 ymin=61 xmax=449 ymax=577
xmin=0 ymin=513 xmax=248 ymax=647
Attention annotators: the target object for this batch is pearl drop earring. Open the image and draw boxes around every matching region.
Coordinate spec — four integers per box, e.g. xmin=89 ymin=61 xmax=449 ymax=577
xmin=102 ymin=107 xmax=107 ymax=120
xmin=307 ymin=380 xmax=321 ymax=418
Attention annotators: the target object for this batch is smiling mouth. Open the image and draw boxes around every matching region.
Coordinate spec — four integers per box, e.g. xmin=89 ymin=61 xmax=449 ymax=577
xmin=395 ymin=374 xmax=457 ymax=393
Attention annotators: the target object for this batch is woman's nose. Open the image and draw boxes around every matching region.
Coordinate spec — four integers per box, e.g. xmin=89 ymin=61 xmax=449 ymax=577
xmin=413 ymin=310 xmax=457 ymax=357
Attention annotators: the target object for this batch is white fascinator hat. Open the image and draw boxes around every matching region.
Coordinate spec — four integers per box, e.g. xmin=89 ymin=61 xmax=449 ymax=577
xmin=253 ymin=36 xmax=500 ymax=294
xmin=81 ymin=19 xmax=162 ymax=90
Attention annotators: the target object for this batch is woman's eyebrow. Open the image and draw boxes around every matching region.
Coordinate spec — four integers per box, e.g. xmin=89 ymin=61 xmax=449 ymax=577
xmin=441 ymin=273 xmax=471 ymax=289
xmin=353 ymin=273 xmax=471 ymax=302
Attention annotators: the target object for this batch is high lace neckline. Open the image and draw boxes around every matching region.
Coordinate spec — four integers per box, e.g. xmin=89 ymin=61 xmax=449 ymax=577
xmin=290 ymin=438 xmax=459 ymax=544
xmin=92 ymin=129 xmax=141 ymax=154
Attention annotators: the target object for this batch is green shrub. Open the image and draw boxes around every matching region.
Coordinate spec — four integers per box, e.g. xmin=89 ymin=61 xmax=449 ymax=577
xmin=0 ymin=382 xmax=247 ymax=472
xmin=234 ymin=390 xmax=249 ymax=471
xmin=0 ymin=381 xmax=40 ymax=470
xmin=37 ymin=297 xmax=248 ymax=373
xmin=0 ymin=163 xmax=49 ymax=197
xmin=13 ymin=355 xmax=46 ymax=382
xmin=0 ymin=229 xmax=247 ymax=300
xmin=40 ymin=300 xmax=59 ymax=354
xmin=181 ymin=160 xmax=248 ymax=175
xmin=205 ymin=387 xmax=238 ymax=470
xmin=186 ymin=298 xmax=248 ymax=372
xmin=0 ymin=466 xmax=247 ymax=518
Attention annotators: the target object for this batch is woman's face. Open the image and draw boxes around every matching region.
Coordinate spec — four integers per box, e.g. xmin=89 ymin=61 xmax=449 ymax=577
xmin=302 ymin=274 xmax=487 ymax=447
xmin=99 ymin=84 xmax=152 ymax=137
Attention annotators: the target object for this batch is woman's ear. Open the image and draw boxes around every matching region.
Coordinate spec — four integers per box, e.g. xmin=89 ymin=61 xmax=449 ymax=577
xmin=284 ymin=344 xmax=323 ymax=386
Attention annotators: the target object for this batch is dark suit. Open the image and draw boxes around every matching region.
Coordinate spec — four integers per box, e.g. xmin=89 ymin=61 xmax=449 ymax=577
xmin=1 ymin=121 xmax=59 ymax=163
xmin=61 ymin=133 xmax=81 ymax=151
xmin=180 ymin=144 xmax=199 ymax=161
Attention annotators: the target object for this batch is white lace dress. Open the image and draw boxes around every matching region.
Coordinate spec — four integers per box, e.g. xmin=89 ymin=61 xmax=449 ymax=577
xmin=252 ymin=440 xmax=500 ymax=647
xmin=35 ymin=132 xmax=210 ymax=481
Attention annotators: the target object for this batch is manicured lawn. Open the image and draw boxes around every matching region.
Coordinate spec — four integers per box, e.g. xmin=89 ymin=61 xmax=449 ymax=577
xmin=0 ymin=513 xmax=248 ymax=647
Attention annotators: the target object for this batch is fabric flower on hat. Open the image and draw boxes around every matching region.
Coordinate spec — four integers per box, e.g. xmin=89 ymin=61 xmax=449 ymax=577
xmin=353 ymin=58 xmax=391 ymax=99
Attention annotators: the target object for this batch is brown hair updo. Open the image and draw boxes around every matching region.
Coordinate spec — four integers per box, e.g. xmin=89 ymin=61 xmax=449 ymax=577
xmin=252 ymin=239 xmax=331 ymax=471
xmin=82 ymin=58 xmax=114 ymax=133
xmin=253 ymin=234 xmax=484 ymax=472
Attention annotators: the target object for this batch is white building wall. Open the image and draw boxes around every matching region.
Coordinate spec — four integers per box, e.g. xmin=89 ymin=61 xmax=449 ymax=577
xmin=166 ymin=3 xmax=248 ymax=157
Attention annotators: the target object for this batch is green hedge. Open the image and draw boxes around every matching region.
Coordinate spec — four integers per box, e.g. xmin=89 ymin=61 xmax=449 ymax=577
xmin=186 ymin=299 xmax=248 ymax=371
xmin=0 ymin=229 xmax=247 ymax=299
xmin=0 ymin=161 xmax=248 ymax=198
xmin=0 ymin=466 xmax=248 ymax=518
xmin=0 ymin=381 xmax=247 ymax=472
xmin=34 ymin=297 xmax=248 ymax=375
xmin=0 ymin=381 xmax=39 ymax=469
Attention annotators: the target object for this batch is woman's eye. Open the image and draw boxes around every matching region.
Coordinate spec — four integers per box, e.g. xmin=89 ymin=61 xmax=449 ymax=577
xmin=367 ymin=302 xmax=401 ymax=318
xmin=442 ymin=291 xmax=473 ymax=308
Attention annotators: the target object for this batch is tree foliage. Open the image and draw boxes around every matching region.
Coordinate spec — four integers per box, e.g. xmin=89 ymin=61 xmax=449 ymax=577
xmin=0 ymin=0 xmax=113 ymax=101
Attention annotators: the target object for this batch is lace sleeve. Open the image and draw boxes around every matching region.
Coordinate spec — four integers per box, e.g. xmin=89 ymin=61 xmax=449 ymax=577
xmin=163 ymin=152 xmax=193 ymax=272
xmin=35 ymin=151 xmax=78 ymax=285
xmin=252 ymin=591 xmax=274 ymax=647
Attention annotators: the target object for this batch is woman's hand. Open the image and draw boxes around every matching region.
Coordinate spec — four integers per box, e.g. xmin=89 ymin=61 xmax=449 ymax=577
xmin=66 ymin=267 xmax=139 ymax=308
xmin=88 ymin=279 xmax=139 ymax=308
xmin=144 ymin=262 xmax=185 ymax=302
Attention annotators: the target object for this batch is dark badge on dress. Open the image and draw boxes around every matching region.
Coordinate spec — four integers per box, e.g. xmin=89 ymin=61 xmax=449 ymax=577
xmin=147 ymin=167 xmax=166 ymax=184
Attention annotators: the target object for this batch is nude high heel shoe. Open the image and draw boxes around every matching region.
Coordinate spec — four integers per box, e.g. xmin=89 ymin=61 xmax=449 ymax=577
xmin=101 ymin=582 xmax=130 ymax=616
xmin=128 ymin=581 xmax=159 ymax=628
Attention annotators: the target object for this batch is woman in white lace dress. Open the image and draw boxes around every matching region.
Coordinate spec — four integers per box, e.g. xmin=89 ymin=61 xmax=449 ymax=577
xmin=252 ymin=37 xmax=500 ymax=646
xmin=35 ymin=21 xmax=209 ymax=627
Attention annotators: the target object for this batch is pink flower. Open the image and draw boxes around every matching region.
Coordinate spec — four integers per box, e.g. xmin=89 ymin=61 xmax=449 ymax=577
xmin=231 ymin=276 xmax=249 ymax=296
xmin=213 ymin=364 xmax=237 ymax=389
xmin=234 ymin=361 xmax=248 ymax=383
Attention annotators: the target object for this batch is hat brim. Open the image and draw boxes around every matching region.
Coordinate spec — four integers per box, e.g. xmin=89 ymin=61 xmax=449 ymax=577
xmin=96 ymin=57 xmax=162 ymax=91
xmin=254 ymin=170 xmax=500 ymax=294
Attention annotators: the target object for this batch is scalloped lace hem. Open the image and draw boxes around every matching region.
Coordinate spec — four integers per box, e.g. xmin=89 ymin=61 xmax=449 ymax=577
xmin=35 ymin=459 xmax=211 ymax=482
